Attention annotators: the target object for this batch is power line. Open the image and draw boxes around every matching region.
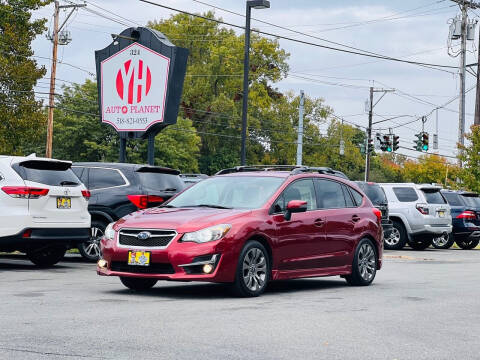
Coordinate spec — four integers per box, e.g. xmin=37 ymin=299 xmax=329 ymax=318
xmin=139 ymin=0 xmax=459 ymax=71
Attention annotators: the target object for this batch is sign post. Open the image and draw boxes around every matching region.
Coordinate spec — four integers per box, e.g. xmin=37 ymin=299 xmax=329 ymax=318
xmin=95 ymin=27 xmax=188 ymax=164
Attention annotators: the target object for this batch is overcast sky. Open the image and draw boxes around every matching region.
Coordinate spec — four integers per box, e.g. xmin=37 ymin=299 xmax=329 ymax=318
xmin=32 ymin=0 xmax=479 ymax=161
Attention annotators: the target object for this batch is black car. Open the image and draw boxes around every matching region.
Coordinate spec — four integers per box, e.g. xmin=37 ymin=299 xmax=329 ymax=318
xmin=72 ymin=162 xmax=185 ymax=260
xmin=440 ymin=190 xmax=480 ymax=249
xmin=355 ymin=181 xmax=393 ymax=248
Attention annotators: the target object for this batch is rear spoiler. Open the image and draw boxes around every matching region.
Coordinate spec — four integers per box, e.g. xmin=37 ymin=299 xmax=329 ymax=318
xmin=135 ymin=166 xmax=180 ymax=175
xmin=17 ymin=159 xmax=72 ymax=171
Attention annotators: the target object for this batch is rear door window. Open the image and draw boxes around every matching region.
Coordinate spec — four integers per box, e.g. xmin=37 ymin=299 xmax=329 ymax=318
xmin=421 ymin=190 xmax=446 ymax=204
xmin=315 ymin=179 xmax=346 ymax=209
xmin=89 ymin=168 xmax=126 ymax=190
xmin=393 ymin=187 xmax=418 ymax=202
xmin=13 ymin=160 xmax=80 ymax=186
xmin=443 ymin=192 xmax=464 ymax=206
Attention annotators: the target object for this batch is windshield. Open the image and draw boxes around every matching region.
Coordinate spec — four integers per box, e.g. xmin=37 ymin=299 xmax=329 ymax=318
xmin=422 ymin=190 xmax=446 ymax=204
xmin=166 ymin=176 xmax=285 ymax=209
xmin=362 ymin=184 xmax=387 ymax=205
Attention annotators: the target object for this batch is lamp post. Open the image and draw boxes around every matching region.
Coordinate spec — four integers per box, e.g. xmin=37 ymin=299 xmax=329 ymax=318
xmin=240 ymin=0 xmax=270 ymax=166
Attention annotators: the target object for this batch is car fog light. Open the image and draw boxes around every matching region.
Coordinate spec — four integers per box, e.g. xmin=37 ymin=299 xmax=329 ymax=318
xmin=97 ymin=259 xmax=108 ymax=269
xmin=203 ymin=264 xmax=214 ymax=274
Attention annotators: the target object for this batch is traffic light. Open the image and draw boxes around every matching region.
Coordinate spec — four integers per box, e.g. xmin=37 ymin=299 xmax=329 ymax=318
xmin=422 ymin=132 xmax=429 ymax=151
xmin=413 ymin=133 xmax=423 ymax=151
xmin=360 ymin=142 xmax=366 ymax=154
xmin=367 ymin=138 xmax=374 ymax=153
xmin=392 ymin=135 xmax=400 ymax=151
xmin=383 ymin=135 xmax=392 ymax=152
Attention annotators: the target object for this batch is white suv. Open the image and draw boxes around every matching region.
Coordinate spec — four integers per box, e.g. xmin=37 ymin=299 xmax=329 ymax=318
xmin=379 ymin=183 xmax=452 ymax=250
xmin=0 ymin=155 xmax=91 ymax=266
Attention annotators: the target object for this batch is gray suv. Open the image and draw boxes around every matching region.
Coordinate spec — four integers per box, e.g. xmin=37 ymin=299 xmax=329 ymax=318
xmin=379 ymin=183 xmax=452 ymax=250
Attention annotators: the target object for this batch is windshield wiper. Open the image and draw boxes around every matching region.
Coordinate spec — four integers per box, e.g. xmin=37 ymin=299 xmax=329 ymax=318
xmin=161 ymin=188 xmax=177 ymax=192
xmin=185 ymin=204 xmax=232 ymax=209
xmin=59 ymin=180 xmax=79 ymax=186
xmin=161 ymin=204 xmax=176 ymax=208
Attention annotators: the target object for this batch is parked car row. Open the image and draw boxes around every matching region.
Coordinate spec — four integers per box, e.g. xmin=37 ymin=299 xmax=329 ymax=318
xmin=358 ymin=181 xmax=480 ymax=251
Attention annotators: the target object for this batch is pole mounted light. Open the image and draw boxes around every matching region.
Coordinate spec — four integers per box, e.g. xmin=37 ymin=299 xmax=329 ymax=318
xmin=240 ymin=0 xmax=270 ymax=166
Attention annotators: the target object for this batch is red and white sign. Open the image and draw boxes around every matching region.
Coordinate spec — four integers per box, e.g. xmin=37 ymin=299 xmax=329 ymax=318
xmin=100 ymin=43 xmax=170 ymax=132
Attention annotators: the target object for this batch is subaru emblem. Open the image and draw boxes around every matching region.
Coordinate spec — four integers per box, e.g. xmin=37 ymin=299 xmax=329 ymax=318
xmin=137 ymin=231 xmax=151 ymax=240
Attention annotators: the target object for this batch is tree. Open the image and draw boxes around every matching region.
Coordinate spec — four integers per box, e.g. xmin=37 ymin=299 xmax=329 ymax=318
xmin=401 ymin=154 xmax=458 ymax=187
xmin=0 ymin=0 xmax=51 ymax=155
xmin=459 ymin=125 xmax=480 ymax=192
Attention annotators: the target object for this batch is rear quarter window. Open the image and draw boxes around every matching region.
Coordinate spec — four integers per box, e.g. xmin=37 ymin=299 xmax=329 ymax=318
xmin=350 ymin=188 xmax=364 ymax=206
xmin=392 ymin=187 xmax=418 ymax=202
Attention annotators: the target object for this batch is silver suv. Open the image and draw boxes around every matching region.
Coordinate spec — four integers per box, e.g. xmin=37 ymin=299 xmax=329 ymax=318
xmin=379 ymin=183 xmax=452 ymax=250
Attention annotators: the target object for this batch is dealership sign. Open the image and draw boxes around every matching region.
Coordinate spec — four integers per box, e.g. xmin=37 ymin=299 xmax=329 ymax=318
xmin=95 ymin=27 xmax=188 ymax=138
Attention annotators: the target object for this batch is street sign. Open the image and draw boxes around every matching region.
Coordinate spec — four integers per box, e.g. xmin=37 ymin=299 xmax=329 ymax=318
xmin=100 ymin=42 xmax=170 ymax=132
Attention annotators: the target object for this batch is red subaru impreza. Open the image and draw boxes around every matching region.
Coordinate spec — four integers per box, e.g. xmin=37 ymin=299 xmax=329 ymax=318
xmin=97 ymin=167 xmax=383 ymax=297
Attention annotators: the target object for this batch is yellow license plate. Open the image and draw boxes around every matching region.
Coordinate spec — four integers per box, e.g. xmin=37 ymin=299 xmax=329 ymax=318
xmin=128 ymin=251 xmax=151 ymax=266
xmin=56 ymin=197 xmax=71 ymax=209
xmin=438 ymin=211 xmax=445 ymax=218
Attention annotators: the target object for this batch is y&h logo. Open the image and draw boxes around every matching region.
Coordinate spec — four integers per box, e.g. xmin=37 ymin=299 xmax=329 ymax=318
xmin=115 ymin=59 xmax=152 ymax=105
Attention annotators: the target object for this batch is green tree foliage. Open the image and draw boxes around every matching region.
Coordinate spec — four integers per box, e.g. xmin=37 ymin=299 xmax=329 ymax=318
xmin=49 ymin=80 xmax=201 ymax=172
xmin=401 ymin=154 xmax=458 ymax=187
xmin=459 ymin=125 xmax=480 ymax=192
xmin=0 ymin=0 xmax=51 ymax=154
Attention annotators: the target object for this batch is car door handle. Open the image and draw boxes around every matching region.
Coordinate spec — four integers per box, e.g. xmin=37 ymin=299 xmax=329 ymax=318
xmin=351 ymin=215 xmax=360 ymax=223
xmin=314 ymin=218 xmax=325 ymax=227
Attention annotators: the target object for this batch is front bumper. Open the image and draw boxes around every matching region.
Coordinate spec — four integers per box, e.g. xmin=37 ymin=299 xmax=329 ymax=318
xmin=97 ymin=233 xmax=240 ymax=283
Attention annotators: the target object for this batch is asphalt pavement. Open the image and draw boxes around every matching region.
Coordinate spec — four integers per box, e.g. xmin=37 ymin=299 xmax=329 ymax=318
xmin=1 ymin=249 xmax=479 ymax=360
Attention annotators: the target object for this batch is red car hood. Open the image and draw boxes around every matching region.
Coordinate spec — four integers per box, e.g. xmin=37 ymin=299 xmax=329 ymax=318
xmin=114 ymin=207 xmax=252 ymax=233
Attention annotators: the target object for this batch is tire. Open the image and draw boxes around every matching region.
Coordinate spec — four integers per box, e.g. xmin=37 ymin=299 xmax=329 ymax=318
xmin=408 ymin=237 xmax=432 ymax=250
xmin=455 ymin=238 xmax=480 ymax=250
xmin=345 ymin=238 xmax=377 ymax=286
xmin=432 ymin=233 xmax=455 ymax=249
xmin=384 ymin=220 xmax=407 ymax=250
xmin=231 ymin=240 xmax=270 ymax=297
xmin=120 ymin=277 xmax=157 ymax=291
xmin=26 ymin=245 xmax=67 ymax=267
xmin=78 ymin=220 xmax=106 ymax=261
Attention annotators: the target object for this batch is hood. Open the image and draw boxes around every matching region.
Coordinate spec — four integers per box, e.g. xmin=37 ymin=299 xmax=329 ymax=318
xmin=114 ymin=207 xmax=252 ymax=233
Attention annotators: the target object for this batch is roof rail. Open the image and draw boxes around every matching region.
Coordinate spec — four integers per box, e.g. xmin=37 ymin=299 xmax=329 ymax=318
xmin=215 ymin=165 xmax=349 ymax=179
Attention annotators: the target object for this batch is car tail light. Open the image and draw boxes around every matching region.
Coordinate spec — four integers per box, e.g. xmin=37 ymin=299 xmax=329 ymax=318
xmin=372 ymin=208 xmax=382 ymax=221
xmin=81 ymin=190 xmax=91 ymax=201
xmin=127 ymin=195 xmax=164 ymax=209
xmin=416 ymin=203 xmax=429 ymax=215
xmin=22 ymin=229 xmax=32 ymax=238
xmin=457 ymin=210 xmax=476 ymax=220
xmin=1 ymin=186 xmax=49 ymax=199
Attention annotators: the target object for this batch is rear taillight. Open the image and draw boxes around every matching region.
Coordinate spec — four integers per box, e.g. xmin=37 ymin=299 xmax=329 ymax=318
xmin=1 ymin=186 xmax=49 ymax=199
xmin=372 ymin=208 xmax=382 ymax=221
xmin=457 ymin=210 xmax=476 ymax=220
xmin=22 ymin=229 xmax=32 ymax=238
xmin=81 ymin=190 xmax=91 ymax=201
xmin=127 ymin=195 xmax=164 ymax=209
xmin=416 ymin=203 xmax=429 ymax=215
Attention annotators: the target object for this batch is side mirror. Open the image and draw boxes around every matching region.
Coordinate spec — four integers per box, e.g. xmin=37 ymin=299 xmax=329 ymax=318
xmin=284 ymin=200 xmax=307 ymax=221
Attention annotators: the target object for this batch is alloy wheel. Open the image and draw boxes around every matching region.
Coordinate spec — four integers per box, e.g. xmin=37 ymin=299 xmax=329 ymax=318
xmin=433 ymin=234 xmax=449 ymax=247
xmin=385 ymin=227 xmax=400 ymax=246
xmin=357 ymin=243 xmax=376 ymax=282
xmin=84 ymin=226 xmax=103 ymax=259
xmin=242 ymin=248 xmax=267 ymax=292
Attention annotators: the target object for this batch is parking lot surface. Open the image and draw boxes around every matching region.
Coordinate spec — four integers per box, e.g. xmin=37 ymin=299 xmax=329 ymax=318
xmin=1 ymin=249 xmax=479 ymax=360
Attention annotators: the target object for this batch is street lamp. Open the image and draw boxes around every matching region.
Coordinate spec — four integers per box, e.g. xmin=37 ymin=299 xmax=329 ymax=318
xmin=240 ymin=0 xmax=270 ymax=166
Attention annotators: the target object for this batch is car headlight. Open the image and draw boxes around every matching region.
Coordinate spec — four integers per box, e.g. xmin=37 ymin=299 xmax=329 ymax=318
xmin=104 ymin=222 xmax=116 ymax=240
xmin=182 ymin=224 xmax=231 ymax=243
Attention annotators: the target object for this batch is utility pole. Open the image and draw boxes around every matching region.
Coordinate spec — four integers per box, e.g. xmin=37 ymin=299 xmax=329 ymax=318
xmin=449 ymin=0 xmax=480 ymax=165
xmin=365 ymin=86 xmax=373 ymax=181
xmin=475 ymin=11 xmax=480 ymax=125
xmin=45 ymin=1 xmax=85 ymax=158
xmin=458 ymin=2 xmax=467 ymax=167
xmin=364 ymin=87 xmax=395 ymax=181
xmin=296 ymin=90 xmax=305 ymax=166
